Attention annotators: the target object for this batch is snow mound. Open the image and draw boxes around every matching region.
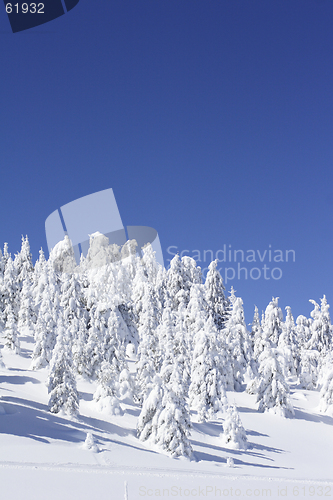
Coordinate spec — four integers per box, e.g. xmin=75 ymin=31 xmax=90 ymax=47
xmin=93 ymin=395 xmax=124 ymax=416
xmin=83 ymin=432 xmax=99 ymax=452
xmin=49 ymin=235 xmax=77 ymax=273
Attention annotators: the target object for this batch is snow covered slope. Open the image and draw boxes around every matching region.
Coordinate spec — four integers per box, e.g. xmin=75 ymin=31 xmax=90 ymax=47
xmin=0 ymin=330 xmax=332 ymax=500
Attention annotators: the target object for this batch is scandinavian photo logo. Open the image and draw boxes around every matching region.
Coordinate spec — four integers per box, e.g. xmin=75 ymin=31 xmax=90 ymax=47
xmin=45 ymin=188 xmax=164 ymax=272
xmin=167 ymin=244 xmax=296 ymax=282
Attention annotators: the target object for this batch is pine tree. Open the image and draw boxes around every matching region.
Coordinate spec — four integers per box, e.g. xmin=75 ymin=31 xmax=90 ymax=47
xmin=263 ymin=297 xmax=283 ymax=347
xmin=2 ymin=243 xmax=10 ymax=270
xmin=72 ymin=317 xmax=89 ymax=375
xmin=18 ymin=278 xmax=36 ymax=330
xmin=82 ymin=304 xmax=107 ymax=379
xmin=222 ymin=404 xmax=248 ymax=450
xmin=34 ymin=248 xmax=47 ymax=277
xmin=180 ymin=256 xmax=202 ymax=305
xmin=47 ymin=316 xmax=79 ymax=416
xmin=136 ymin=283 xmax=160 ymax=403
xmin=132 ymin=260 xmax=148 ymax=322
xmin=122 ymin=240 xmax=140 ymax=282
xmin=0 ymin=248 xmax=5 ymax=317
xmin=0 ymin=255 xmax=19 ymax=328
xmin=153 ymin=365 xmax=193 ymax=458
xmin=31 ymin=248 xmax=48 ymax=316
xmin=205 ymin=260 xmax=230 ymax=331
xmin=156 ymin=300 xmax=176 ymax=370
xmin=307 ymin=297 xmax=332 ymax=354
xmin=118 ymin=301 xmax=138 ymax=348
xmin=60 ymin=272 xmax=87 ymax=349
xmin=137 ymin=375 xmax=164 ymax=442
xmin=225 ymin=288 xmax=252 ymax=391
xmin=102 ymin=307 xmax=128 ymax=397
xmin=138 ymin=358 xmax=193 ymax=457
xmin=174 ymin=293 xmax=192 ymax=393
xmin=185 ymin=284 xmax=207 ymax=339
xmin=249 ymin=305 xmax=260 ymax=354
xmin=247 ymin=306 xmax=266 ymax=395
xmin=297 ymin=305 xmax=326 ymax=390
xmin=105 ymin=307 xmax=127 ymax=362
xmin=252 ymin=306 xmax=267 ymax=364
xmin=141 ymin=243 xmax=161 ymax=287
xmin=3 ymin=303 xmax=21 ymax=354
xmin=154 ymin=264 xmax=167 ymax=313
xmin=278 ymin=306 xmax=298 ymax=377
xmin=0 ymin=346 xmax=5 ymax=369
xmin=318 ymin=354 xmax=333 ymax=416
xmin=189 ymin=316 xmax=228 ymax=422
xmin=30 ymin=265 xmax=60 ymax=369
xmin=165 ymin=254 xmax=184 ymax=312
xmin=252 ymin=306 xmax=266 ymax=361
xmin=295 ymin=315 xmax=311 ymax=350
xmin=0 ymin=248 xmax=4 ymax=279
xmin=14 ymin=236 xmax=33 ymax=290
xmin=138 ymin=302 xmax=193 ymax=459
xmin=298 ymin=348 xmax=319 ymax=390
xmin=256 ymin=345 xmax=294 ymax=418
xmin=115 ymin=259 xmax=132 ymax=303
xmin=163 ymin=254 xmax=201 ymax=314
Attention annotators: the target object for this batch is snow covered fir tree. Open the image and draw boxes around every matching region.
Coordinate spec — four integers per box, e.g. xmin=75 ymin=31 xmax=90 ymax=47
xmin=0 ymin=233 xmax=332 ymax=460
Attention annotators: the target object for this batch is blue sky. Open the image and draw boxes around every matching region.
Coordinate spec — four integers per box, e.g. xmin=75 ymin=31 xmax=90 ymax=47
xmin=0 ymin=0 xmax=332 ymax=324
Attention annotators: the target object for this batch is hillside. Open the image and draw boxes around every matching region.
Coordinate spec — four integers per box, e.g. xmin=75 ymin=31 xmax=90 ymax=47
xmin=0 ymin=329 xmax=332 ymax=500
xmin=0 ymin=235 xmax=333 ymax=499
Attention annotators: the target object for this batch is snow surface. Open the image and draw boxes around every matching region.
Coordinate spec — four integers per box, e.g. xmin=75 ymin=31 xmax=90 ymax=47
xmin=0 ymin=329 xmax=332 ymax=499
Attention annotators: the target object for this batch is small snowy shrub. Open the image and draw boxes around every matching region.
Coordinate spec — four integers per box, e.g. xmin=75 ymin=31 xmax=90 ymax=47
xmin=93 ymin=361 xmax=123 ymax=415
xmin=222 ymin=405 xmax=248 ymax=450
xmin=83 ymin=432 xmax=99 ymax=452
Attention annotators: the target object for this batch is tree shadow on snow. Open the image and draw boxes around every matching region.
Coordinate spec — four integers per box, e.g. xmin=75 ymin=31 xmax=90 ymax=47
xmin=0 ymin=398 xmax=86 ymax=444
xmin=18 ymin=335 xmax=35 ymax=344
xmin=17 ymin=348 xmax=33 ymax=359
xmin=193 ymin=449 xmax=292 ymax=470
xmin=0 ymin=375 xmax=40 ymax=385
xmin=107 ymin=437 xmax=158 ymax=455
xmin=0 ymin=396 xmax=134 ymax=450
xmin=191 ymin=439 xmax=285 ymax=463
xmin=236 ymin=406 xmax=258 ymax=414
xmin=246 ymin=429 xmax=269 ymax=437
xmin=78 ymin=391 xmax=93 ymax=402
xmin=249 ymin=441 xmax=285 ymax=454
xmin=2 ymin=396 xmax=48 ymax=411
xmin=293 ymin=408 xmax=333 ymax=425
xmin=124 ymin=407 xmax=141 ymax=417
xmin=192 ymin=421 xmax=223 ymax=438
xmin=7 ymin=367 xmax=28 ymax=372
xmin=78 ymin=413 xmax=136 ymax=439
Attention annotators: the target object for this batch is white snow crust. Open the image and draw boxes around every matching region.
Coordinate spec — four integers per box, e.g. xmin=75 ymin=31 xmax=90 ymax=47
xmin=0 ymin=330 xmax=332 ymax=500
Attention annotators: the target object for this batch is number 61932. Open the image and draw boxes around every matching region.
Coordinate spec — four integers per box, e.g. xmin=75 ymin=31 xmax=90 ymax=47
xmin=6 ymin=3 xmax=45 ymax=14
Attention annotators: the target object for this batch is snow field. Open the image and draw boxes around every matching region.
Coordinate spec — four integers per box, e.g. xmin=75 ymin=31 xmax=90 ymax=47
xmin=0 ymin=336 xmax=333 ymax=500
xmin=0 ymin=237 xmax=333 ymax=499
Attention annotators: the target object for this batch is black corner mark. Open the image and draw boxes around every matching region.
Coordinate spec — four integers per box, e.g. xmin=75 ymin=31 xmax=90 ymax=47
xmin=4 ymin=0 xmax=80 ymax=33
xmin=64 ymin=0 xmax=79 ymax=12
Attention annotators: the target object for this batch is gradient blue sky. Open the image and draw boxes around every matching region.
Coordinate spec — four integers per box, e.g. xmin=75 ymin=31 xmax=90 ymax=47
xmin=0 ymin=0 xmax=332 ymax=324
